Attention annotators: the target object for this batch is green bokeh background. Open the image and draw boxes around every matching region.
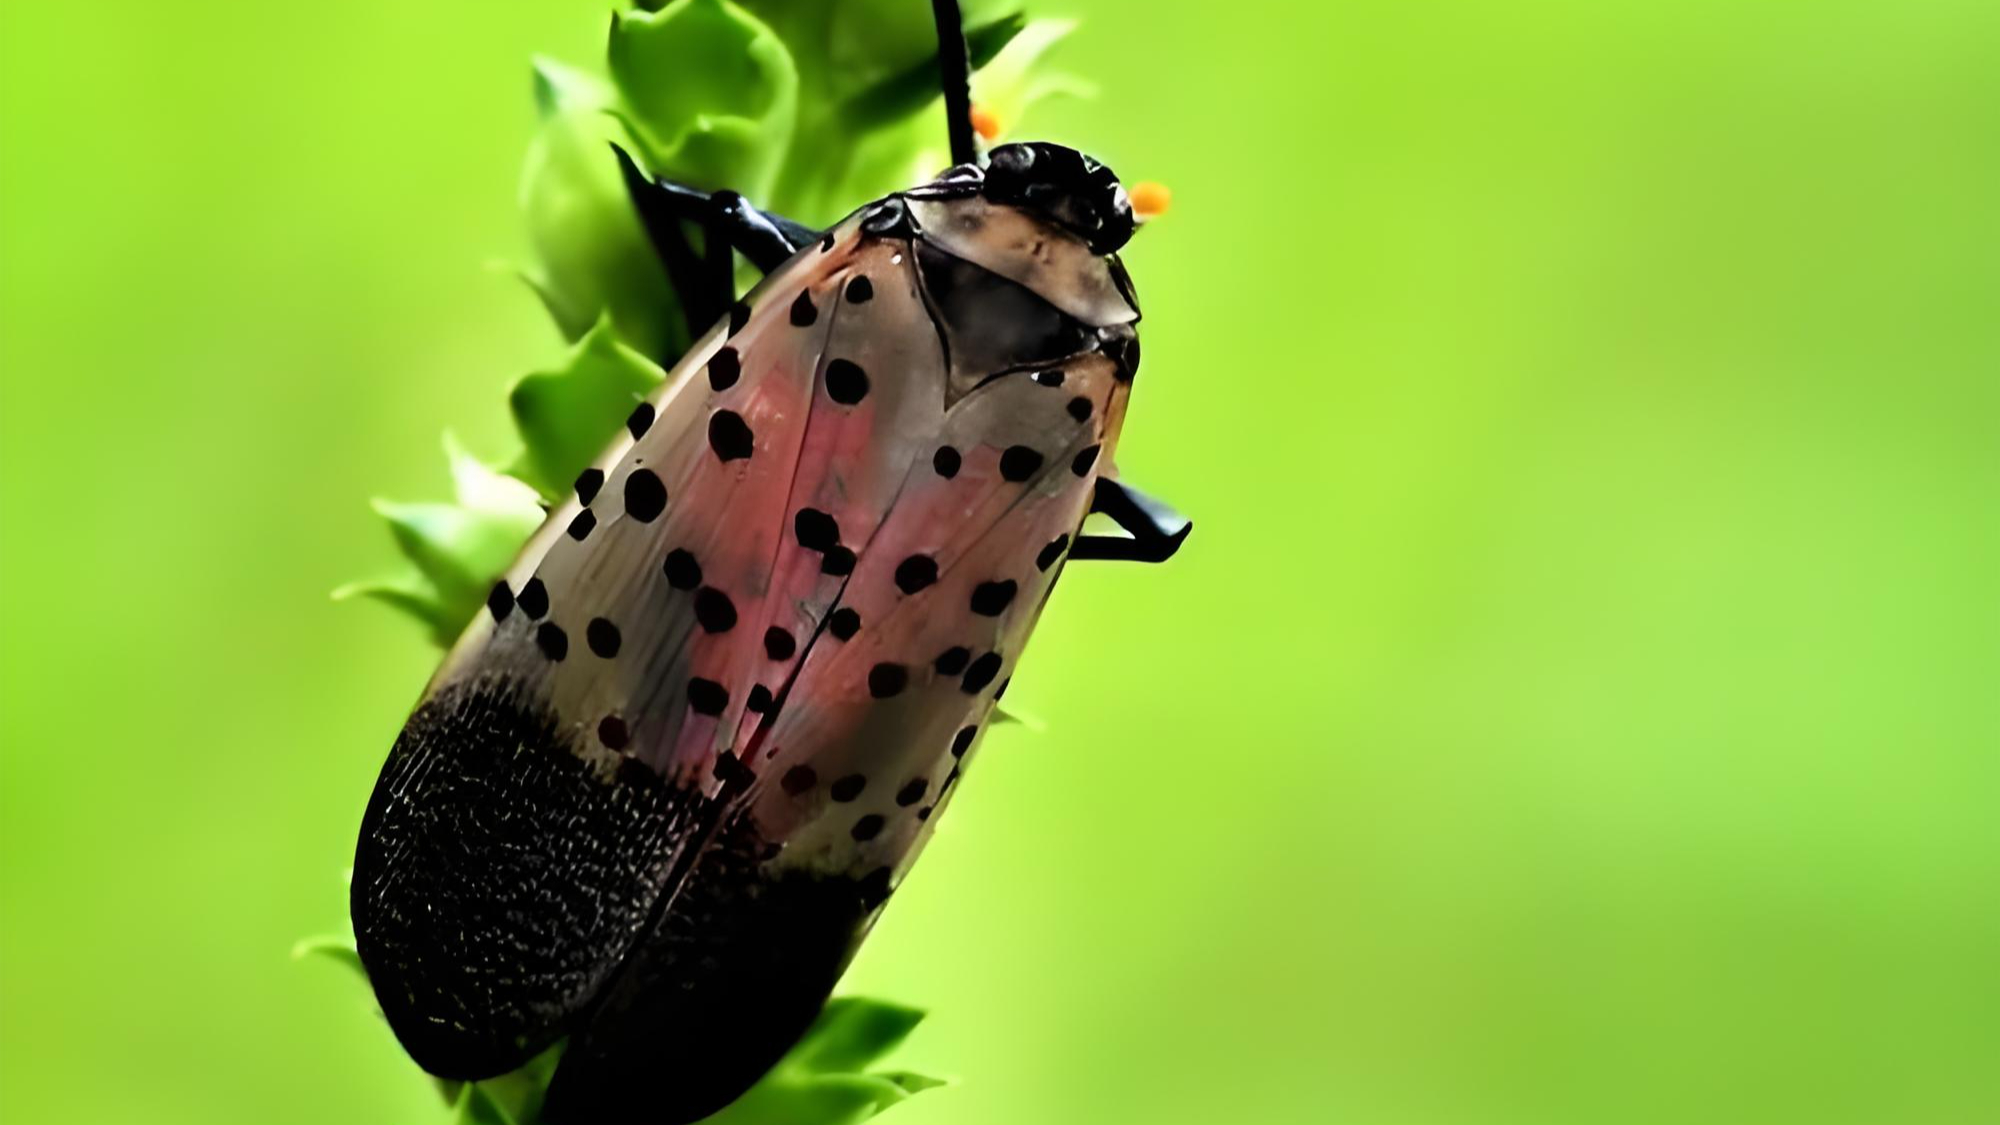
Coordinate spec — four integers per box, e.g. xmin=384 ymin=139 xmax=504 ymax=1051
xmin=4 ymin=1 xmax=1997 ymax=1123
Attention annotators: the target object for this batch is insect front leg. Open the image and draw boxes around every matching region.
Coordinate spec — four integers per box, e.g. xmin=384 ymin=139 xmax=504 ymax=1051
xmin=1070 ymin=478 xmax=1193 ymax=563
xmin=703 ymin=189 xmax=817 ymax=273
xmin=613 ymin=144 xmax=814 ymax=277
xmin=613 ymin=145 xmax=722 ymax=336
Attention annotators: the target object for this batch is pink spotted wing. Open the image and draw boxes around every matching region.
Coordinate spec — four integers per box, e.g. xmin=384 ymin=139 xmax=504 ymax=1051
xmin=353 ymin=187 xmax=1141 ymax=1121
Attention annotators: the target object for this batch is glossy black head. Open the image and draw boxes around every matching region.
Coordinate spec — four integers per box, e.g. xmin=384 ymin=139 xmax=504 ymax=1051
xmin=980 ymin=142 xmax=1136 ymax=255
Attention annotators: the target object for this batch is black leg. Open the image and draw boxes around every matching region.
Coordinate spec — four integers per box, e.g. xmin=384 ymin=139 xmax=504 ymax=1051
xmin=696 ymin=199 xmax=733 ymax=327
xmin=706 ymin=190 xmax=816 ymax=272
xmin=614 ymin=144 xmax=719 ymax=337
xmin=929 ymin=0 xmax=979 ymax=168
xmin=1070 ymin=478 xmax=1192 ymax=564
xmin=613 ymin=144 xmax=818 ymax=336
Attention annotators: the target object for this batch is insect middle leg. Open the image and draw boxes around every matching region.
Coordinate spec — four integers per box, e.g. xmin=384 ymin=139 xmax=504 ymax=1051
xmin=1071 ymin=478 xmax=1193 ymax=564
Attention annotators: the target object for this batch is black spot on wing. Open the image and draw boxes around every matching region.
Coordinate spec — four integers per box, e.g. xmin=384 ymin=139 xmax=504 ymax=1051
xmin=708 ymin=347 xmax=740 ymax=391
xmin=830 ymin=774 xmax=866 ymax=802
xmin=845 ymin=276 xmax=873 ymax=303
xmin=1000 ymin=446 xmax=1044 ymax=482
xmin=825 ymin=359 xmax=869 ymax=405
xmin=663 ymin=548 xmax=702 ymax=590
xmin=894 ymin=555 xmax=938 ymax=594
xmin=627 ymin=402 xmax=655 ymax=439
xmin=687 ymin=678 xmax=729 ymax=716
xmin=961 ymin=651 xmax=1002 ymax=693
xmin=694 ymin=587 xmax=738 ymax=634
xmin=625 ymin=469 xmax=667 ymax=522
xmin=517 ymin=578 xmax=549 ymax=619
xmin=794 ymin=508 xmax=840 ymax=552
xmin=790 ymin=290 xmax=817 ymax=327
xmin=970 ymin=580 xmax=1017 ymax=616
xmin=536 ymin=622 xmax=568 ymax=661
xmin=934 ymin=646 xmax=970 ymax=676
xmin=828 ymin=607 xmax=861 ymax=640
xmin=1072 ymin=444 xmax=1101 ymax=477
xmin=587 ymin=617 xmax=621 ymax=658
xmin=714 ymin=750 xmax=755 ymax=787
xmin=867 ymin=663 xmax=908 ymax=699
xmin=566 ymin=509 xmax=596 ymax=541
xmin=933 ymin=446 xmax=961 ymax=479
xmin=708 ymin=410 xmax=755 ymax=461
xmin=763 ymin=626 xmax=795 ymax=661
xmin=574 ymin=468 xmax=604 ymax=505
xmin=597 ymin=715 xmax=628 ymax=750
xmin=1036 ymin=534 xmax=1069 ymax=572
xmin=487 ymin=581 xmax=514 ymax=623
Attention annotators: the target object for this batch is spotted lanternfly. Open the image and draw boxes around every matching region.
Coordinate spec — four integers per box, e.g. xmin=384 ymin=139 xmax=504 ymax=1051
xmin=351 ymin=3 xmax=1189 ymax=1121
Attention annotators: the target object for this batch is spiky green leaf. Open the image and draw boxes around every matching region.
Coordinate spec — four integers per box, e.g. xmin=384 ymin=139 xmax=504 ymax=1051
xmin=290 ymin=934 xmax=365 ymax=980
xmin=508 ymin=315 xmax=666 ymax=499
xmin=697 ymin=998 xmax=945 ymax=1125
xmin=878 ymin=1070 xmax=950 ymax=1095
xmin=782 ymin=997 xmax=928 ymax=1075
xmin=520 ymin=92 xmax=684 ymax=360
xmin=837 ymin=12 xmax=1027 ymax=129
xmin=607 ymin=0 xmax=798 ymax=199
xmin=331 ymin=570 xmax=458 ymax=646
xmin=340 ymin=435 xmax=544 ymax=643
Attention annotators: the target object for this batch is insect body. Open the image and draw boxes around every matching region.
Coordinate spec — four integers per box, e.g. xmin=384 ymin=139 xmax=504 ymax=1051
xmin=351 ymin=7 xmax=1188 ymax=1122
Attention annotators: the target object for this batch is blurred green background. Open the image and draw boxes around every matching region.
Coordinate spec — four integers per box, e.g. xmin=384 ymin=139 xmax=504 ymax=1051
xmin=4 ymin=1 xmax=1998 ymax=1123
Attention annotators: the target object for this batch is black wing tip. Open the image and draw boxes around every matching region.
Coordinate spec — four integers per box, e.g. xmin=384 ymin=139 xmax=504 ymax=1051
xmin=351 ymin=675 xmax=694 ymax=1087
xmin=542 ymin=824 xmax=887 ymax=1125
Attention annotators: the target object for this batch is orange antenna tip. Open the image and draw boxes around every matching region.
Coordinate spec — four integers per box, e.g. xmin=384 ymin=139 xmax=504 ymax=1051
xmin=1130 ymin=180 xmax=1172 ymax=220
xmin=969 ymin=104 xmax=1003 ymax=142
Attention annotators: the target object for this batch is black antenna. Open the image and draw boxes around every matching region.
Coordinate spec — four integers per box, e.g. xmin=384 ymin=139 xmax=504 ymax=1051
xmin=929 ymin=0 xmax=979 ymax=167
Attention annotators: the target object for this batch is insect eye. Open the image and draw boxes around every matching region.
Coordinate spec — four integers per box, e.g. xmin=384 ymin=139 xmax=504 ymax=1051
xmin=916 ymin=241 xmax=1092 ymax=376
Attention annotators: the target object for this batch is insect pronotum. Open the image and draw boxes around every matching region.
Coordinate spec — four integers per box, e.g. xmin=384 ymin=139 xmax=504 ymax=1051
xmin=351 ymin=3 xmax=1190 ymax=1120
